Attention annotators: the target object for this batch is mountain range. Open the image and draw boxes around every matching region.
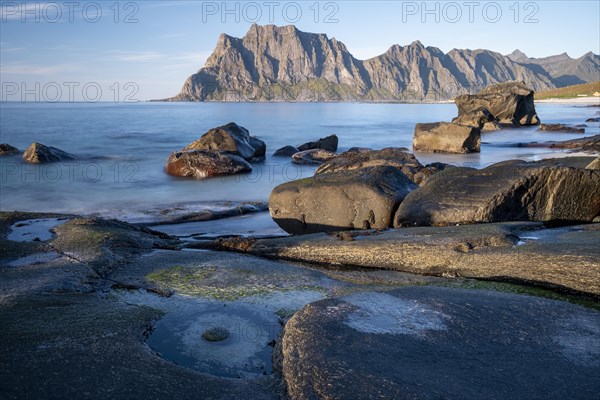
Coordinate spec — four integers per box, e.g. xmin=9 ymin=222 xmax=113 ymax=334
xmin=168 ymin=24 xmax=600 ymax=102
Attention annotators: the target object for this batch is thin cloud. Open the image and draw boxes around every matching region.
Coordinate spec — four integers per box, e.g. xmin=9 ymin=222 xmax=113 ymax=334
xmin=1 ymin=46 xmax=27 ymax=53
xmin=0 ymin=62 xmax=80 ymax=75
xmin=108 ymin=50 xmax=207 ymax=65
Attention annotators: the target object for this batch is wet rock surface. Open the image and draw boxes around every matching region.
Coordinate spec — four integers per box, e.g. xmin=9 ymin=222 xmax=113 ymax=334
xmin=278 ymin=286 xmax=600 ymax=400
xmin=2 ymin=210 xmax=599 ymax=399
xmin=165 ymin=149 xmax=252 ymax=179
xmin=216 ymin=222 xmax=600 ymax=296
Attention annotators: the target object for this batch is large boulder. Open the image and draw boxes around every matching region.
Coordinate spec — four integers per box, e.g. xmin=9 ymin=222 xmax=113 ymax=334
xmin=455 ymin=81 xmax=540 ymax=125
xmin=297 ymin=134 xmax=338 ymax=152
xmin=277 ymin=287 xmax=600 ymax=400
xmin=0 ymin=144 xmax=19 ymax=156
xmin=413 ymin=122 xmax=480 ymax=153
xmin=315 ymin=148 xmax=423 ymax=180
xmin=394 ymin=160 xmax=600 ymax=227
xmin=291 ymin=149 xmax=337 ymax=165
xmin=183 ymin=122 xmax=266 ymax=162
xmin=165 ymin=150 xmax=251 ymax=179
xmin=22 ymin=143 xmax=76 ymax=164
xmin=269 ymin=166 xmax=417 ymax=234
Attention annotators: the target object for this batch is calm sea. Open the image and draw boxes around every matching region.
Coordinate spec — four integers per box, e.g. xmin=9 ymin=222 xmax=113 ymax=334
xmin=1 ymin=102 xmax=598 ymax=218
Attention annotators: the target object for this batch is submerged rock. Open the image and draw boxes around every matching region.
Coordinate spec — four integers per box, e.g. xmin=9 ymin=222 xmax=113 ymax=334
xmin=0 ymin=143 xmax=19 ymax=156
xmin=548 ymin=134 xmax=600 ymax=152
xmin=291 ymin=149 xmax=337 ymax=165
xmin=22 ymin=143 xmax=76 ymax=164
xmin=272 ymin=145 xmax=299 ymax=157
xmin=269 ymin=166 xmax=417 ymax=234
xmin=413 ymin=122 xmax=480 ymax=153
xmin=394 ymin=160 xmax=600 ymax=227
xmin=202 ymin=327 xmax=230 ymax=342
xmin=586 ymin=118 xmax=600 ymax=122
xmin=183 ymin=122 xmax=266 ymax=162
xmin=278 ymin=286 xmax=600 ymax=400
xmin=538 ymin=124 xmax=585 ymax=133
xmin=297 ymin=134 xmax=338 ymax=152
xmin=165 ymin=150 xmax=252 ymax=179
xmin=455 ymin=81 xmax=540 ymax=126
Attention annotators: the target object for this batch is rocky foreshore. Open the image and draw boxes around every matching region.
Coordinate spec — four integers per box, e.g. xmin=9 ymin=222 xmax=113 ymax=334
xmin=3 ymin=82 xmax=600 ymax=399
xmin=1 ymin=208 xmax=599 ymax=399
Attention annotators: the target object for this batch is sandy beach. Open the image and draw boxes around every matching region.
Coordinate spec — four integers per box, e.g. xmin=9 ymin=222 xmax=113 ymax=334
xmin=536 ymin=97 xmax=600 ymax=104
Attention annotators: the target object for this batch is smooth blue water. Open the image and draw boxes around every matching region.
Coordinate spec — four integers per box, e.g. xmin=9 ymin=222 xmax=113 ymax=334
xmin=1 ymin=102 xmax=598 ymax=216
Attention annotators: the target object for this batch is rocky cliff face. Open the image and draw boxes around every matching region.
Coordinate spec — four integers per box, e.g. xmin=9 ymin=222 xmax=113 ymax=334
xmin=169 ymin=24 xmax=599 ymax=102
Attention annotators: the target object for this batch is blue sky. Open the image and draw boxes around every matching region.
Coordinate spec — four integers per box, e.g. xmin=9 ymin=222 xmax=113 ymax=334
xmin=1 ymin=0 xmax=599 ymax=101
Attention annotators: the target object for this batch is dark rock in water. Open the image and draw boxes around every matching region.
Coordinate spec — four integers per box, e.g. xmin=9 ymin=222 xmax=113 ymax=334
xmin=269 ymin=166 xmax=417 ymax=234
xmin=183 ymin=122 xmax=266 ymax=162
xmin=575 ymin=124 xmax=588 ymax=128
xmin=586 ymin=117 xmax=600 ymax=122
xmin=455 ymin=81 xmax=540 ymax=126
xmin=0 ymin=143 xmax=19 ymax=156
xmin=315 ymin=148 xmax=423 ymax=182
xmin=278 ymin=286 xmax=600 ymax=400
xmin=394 ymin=160 xmax=600 ymax=227
xmin=548 ymin=134 xmax=600 ymax=152
xmin=202 ymin=327 xmax=230 ymax=342
xmin=165 ymin=150 xmax=251 ymax=179
xmin=291 ymin=149 xmax=337 ymax=165
xmin=413 ymin=122 xmax=480 ymax=153
xmin=273 ymin=145 xmax=299 ymax=157
xmin=297 ymin=134 xmax=338 ymax=152
xmin=538 ymin=124 xmax=585 ymax=133
xmin=451 ymin=107 xmax=498 ymax=129
xmin=22 ymin=143 xmax=76 ymax=164
xmin=412 ymin=162 xmax=455 ymax=186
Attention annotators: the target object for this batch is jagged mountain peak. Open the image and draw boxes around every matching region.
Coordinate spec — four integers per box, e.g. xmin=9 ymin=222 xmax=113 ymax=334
xmin=170 ymin=24 xmax=600 ymax=102
xmin=507 ymin=49 xmax=528 ymax=62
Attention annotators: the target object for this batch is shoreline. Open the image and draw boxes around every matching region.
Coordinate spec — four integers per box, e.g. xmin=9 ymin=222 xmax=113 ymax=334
xmin=535 ymin=97 xmax=600 ymax=104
